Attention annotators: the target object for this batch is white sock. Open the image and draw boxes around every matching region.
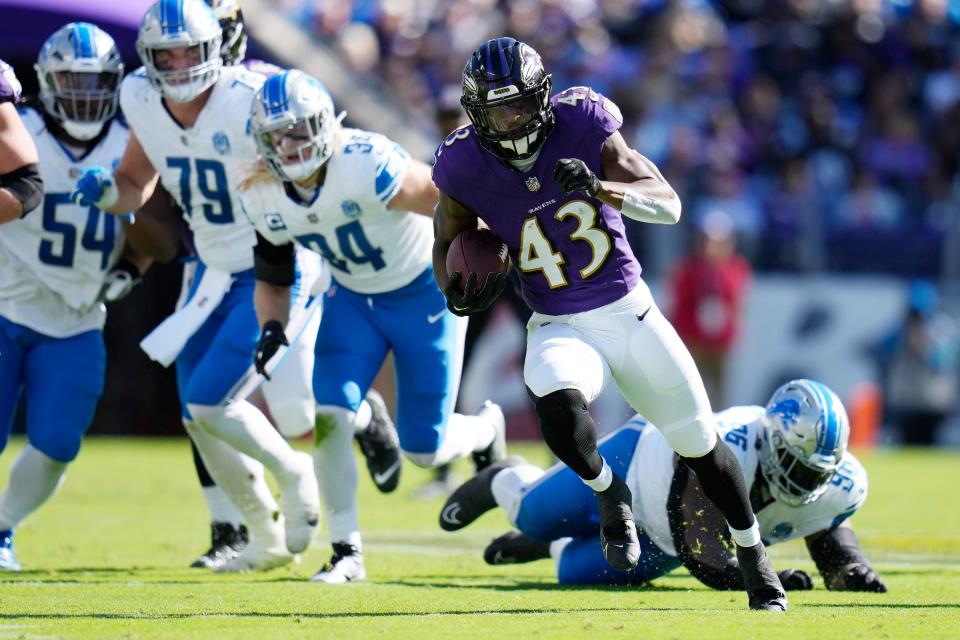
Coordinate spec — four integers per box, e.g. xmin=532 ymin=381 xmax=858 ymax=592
xmin=351 ymin=400 xmax=373 ymax=432
xmin=729 ymin=520 xmax=762 ymax=548
xmin=0 ymin=444 xmax=67 ymax=531
xmin=410 ymin=412 xmax=496 ymax=467
xmin=201 ymin=486 xmax=244 ymax=527
xmin=314 ymin=407 xmax=361 ymax=549
xmin=188 ymin=400 xmax=303 ymax=482
xmin=490 ymin=463 xmax=545 ymax=527
xmin=184 ymin=420 xmax=283 ymax=547
xmin=549 ymin=537 xmax=573 ymax=573
xmin=582 ymin=459 xmax=613 ymax=492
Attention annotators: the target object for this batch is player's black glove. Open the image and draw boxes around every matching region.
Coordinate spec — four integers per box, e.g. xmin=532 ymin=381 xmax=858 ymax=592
xmin=553 ymin=158 xmax=601 ymax=198
xmin=254 ymin=320 xmax=288 ymax=380
xmin=777 ymin=568 xmax=814 ymax=591
xmin=827 ymin=563 xmax=887 ymax=592
xmin=443 ymin=271 xmax=506 ymax=317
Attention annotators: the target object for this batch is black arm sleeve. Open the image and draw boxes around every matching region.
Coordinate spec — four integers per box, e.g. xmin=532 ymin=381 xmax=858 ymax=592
xmin=1 ymin=163 xmax=43 ymax=216
xmin=805 ymin=526 xmax=870 ymax=586
xmin=666 ymin=458 xmax=745 ymax=590
xmin=253 ymin=232 xmax=295 ymax=286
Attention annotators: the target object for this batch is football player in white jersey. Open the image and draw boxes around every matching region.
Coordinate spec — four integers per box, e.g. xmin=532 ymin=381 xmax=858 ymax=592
xmin=441 ymin=379 xmax=888 ymax=594
xmin=70 ymin=0 xmax=320 ymax=572
xmin=0 ymin=23 xmax=149 ymax=570
xmin=241 ymin=69 xmax=507 ymax=583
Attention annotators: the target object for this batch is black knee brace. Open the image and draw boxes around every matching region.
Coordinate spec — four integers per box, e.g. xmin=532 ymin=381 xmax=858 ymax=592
xmin=530 ymin=388 xmax=603 ymax=480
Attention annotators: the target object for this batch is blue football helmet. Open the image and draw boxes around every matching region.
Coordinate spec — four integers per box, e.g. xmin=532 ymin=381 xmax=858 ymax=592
xmin=760 ymin=379 xmax=850 ymax=506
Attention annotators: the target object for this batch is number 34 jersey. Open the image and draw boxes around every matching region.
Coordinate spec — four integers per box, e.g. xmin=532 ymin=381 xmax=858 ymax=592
xmin=241 ymin=128 xmax=433 ymax=294
xmin=120 ymin=65 xmax=263 ymax=274
xmin=0 ymin=107 xmax=127 ymax=337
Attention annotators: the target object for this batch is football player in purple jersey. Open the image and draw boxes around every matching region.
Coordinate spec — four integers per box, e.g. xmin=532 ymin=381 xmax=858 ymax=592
xmin=0 ymin=60 xmax=43 ymax=222
xmin=431 ymin=37 xmax=786 ymax=611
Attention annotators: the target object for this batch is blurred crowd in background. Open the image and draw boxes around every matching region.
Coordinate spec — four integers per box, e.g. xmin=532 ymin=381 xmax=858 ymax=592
xmin=272 ymin=0 xmax=960 ymax=277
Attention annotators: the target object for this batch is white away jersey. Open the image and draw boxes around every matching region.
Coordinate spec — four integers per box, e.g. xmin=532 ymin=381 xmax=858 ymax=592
xmin=625 ymin=406 xmax=868 ymax=557
xmin=120 ymin=65 xmax=262 ymax=274
xmin=0 ymin=108 xmax=127 ymax=337
xmin=241 ymin=128 xmax=433 ymax=294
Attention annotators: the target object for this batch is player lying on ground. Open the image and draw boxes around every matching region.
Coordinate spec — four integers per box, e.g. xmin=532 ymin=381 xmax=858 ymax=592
xmin=241 ymin=69 xmax=508 ymax=583
xmin=442 ymin=379 xmax=887 ymax=593
xmin=0 ymin=24 xmax=154 ymax=569
xmin=431 ymin=36 xmax=785 ymax=609
xmin=71 ymin=0 xmax=320 ymax=572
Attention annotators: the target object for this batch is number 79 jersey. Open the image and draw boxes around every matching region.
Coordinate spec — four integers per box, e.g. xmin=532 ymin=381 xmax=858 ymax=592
xmin=120 ymin=65 xmax=262 ymax=274
xmin=432 ymin=87 xmax=642 ymax=316
xmin=240 ymin=128 xmax=433 ymax=294
xmin=0 ymin=107 xmax=127 ymax=337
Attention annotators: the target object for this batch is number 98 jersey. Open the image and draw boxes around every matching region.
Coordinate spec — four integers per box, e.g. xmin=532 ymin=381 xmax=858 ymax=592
xmin=241 ymin=128 xmax=433 ymax=294
xmin=0 ymin=107 xmax=127 ymax=337
xmin=119 ymin=65 xmax=263 ymax=274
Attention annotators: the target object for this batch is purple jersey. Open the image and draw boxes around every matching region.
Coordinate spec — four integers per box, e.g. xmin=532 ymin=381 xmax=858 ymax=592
xmin=241 ymin=59 xmax=282 ymax=77
xmin=0 ymin=60 xmax=22 ymax=105
xmin=433 ymin=86 xmax=641 ymax=315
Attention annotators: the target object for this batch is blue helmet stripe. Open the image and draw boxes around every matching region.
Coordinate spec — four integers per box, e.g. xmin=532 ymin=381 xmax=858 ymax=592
xmin=262 ymin=71 xmax=290 ymax=117
xmin=73 ymin=23 xmax=96 ymax=58
xmin=159 ymin=0 xmax=185 ymax=34
xmin=809 ymin=380 xmax=839 ymax=454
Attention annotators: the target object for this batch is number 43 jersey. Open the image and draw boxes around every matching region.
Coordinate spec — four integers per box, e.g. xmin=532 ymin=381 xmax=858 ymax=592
xmin=432 ymin=87 xmax=641 ymax=316
xmin=241 ymin=128 xmax=433 ymax=294
xmin=120 ymin=65 xmax=263 ymax=274
xmin=0 ymin=107 xmax=127 ymax=337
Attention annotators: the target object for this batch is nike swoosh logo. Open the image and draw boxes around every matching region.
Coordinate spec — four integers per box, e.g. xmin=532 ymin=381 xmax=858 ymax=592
xmin=441 ymin=502 xmax=462 ymax=525
xmin=373 ymin=460 xmax=401 ymax=486
xmin=492 ymin=550 xmax=504 ymax=564
xmin=636 ymin=306 xmax=651 ymax=322
xmin=427 ymin=310 xmax=446 ymax=324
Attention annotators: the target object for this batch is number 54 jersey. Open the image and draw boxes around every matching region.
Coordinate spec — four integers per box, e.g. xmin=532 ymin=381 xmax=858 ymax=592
xmin=0 ymin=107 xmax=127 ymax=337
xmin=241 ymin=128 xmax=433 ymax=294
xmin=120 ymin=65 xmax=263 ymax=274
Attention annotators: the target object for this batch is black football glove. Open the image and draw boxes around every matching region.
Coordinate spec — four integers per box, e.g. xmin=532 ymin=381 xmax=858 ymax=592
xmin=553 ymin=158 xmax=601 ymax=197
xmin=777 ymin=568 xmax=814 ymax=591
xmin=254 ymin=320 xmax=288 ymax=380
xmin=827 ymin=563 xmax=887 ymax=593
xmin=443 ymin=271 xmax=506 ymax=317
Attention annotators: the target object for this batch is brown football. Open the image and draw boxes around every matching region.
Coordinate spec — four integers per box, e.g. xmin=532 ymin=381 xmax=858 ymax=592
xmin=446 ymin=228 xmax=510 ymax=292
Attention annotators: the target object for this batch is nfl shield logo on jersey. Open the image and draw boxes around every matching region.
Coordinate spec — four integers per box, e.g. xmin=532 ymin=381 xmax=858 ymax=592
xmin=212 ymin=132 xmax=231 ymax=155
xmin=526 ymin=176 xmax=541 ymax=192
xmin=264 ymin=213 xmax=286 ymax=231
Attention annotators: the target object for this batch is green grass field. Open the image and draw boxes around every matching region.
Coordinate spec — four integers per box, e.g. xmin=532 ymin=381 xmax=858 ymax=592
xmin=0 ymin=437 xmax=957 ymax=639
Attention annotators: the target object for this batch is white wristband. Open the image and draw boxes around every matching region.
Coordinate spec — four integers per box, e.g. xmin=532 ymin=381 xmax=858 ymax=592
xmin=621 ymin=188 xmax=681 ymax=224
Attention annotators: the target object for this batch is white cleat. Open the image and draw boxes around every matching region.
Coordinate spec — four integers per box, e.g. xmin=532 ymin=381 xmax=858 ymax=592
xmin=214 ymin=539 xmax=293 ymax=573
xmin=471 ymin=401 xmax=507 ymax=472
xmin=309 ymin=545 xmax=366 ymax=584
xmin=279 ymin=451 xmax=321 ymax=554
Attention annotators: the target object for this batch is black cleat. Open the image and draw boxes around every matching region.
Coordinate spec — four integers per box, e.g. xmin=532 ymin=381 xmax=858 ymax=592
xmin=597 ymin=473 xmax=640 ymax=571
xmin=737 ymin=542 xmax=788 ymax=612
xmin=190 ymin=522 xmax=248 ymax=569
xmin=470 ymin=402 xmax=506 ymax=473
xmin=484 ymin=531 xmax=551 ymax=565
xmin=439 ymin=457 xmax=524 ymax=531
xmin=355 ymin=389 xmax=402 ymax=493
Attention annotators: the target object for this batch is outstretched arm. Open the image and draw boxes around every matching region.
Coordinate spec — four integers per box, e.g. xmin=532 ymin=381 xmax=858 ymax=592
xmin=72 ymin=129 xmax=160 ymax=214
xmin=805 ymin=525 xmax=887 ymax=592
xmin=123 ymin=182 xmax=182 ymax=263
xmin=0 ymin=103 xmax=42 ymax=221
xmin=388 ymin=159 xmax=439 ymax=216
xmin=552 ymin=130 xmax=681 ymax=224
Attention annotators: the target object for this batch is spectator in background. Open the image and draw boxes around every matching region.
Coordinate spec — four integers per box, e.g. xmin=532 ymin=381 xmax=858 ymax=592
xmin=875 ymin=282 xmax=960 ymax=445
xmin=668 ymin=211 xmax=752 ymax=407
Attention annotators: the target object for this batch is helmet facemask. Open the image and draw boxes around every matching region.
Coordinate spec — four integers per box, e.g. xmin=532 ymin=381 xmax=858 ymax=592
xmin=760 ymin=427 xmax=836 ymax=506
xmin=257 ymin=116 xmax=335 ymax=182
xmin=139 ymin=40 xmax=222 ymax=102
xmin=41 ymin=70 xmax=121 ymax=140
xmin=462 ymin=75 xmax=553 ymax=161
